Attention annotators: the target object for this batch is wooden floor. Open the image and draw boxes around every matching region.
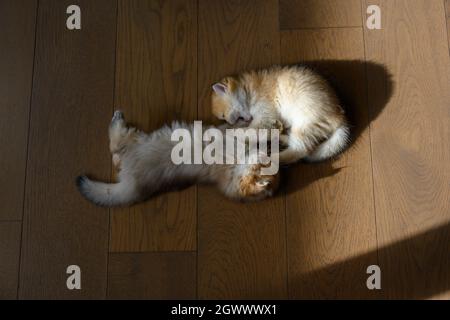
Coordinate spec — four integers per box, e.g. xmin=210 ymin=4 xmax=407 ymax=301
xmin=0 ymin=0 xmax=449 ymax=299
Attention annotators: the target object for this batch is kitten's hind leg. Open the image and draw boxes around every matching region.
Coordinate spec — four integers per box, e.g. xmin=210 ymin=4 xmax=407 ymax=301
xmin=303 ymin=125 xmax=350 ymax=162
xmin=110 ymin=110 xmax=127 ymax=135
xmin=109 ymin=110 xmax=127 ymax=153
xmin=109 ymin=110 xmax=138 ymax=168
xmin=112 ymin=110 xmax=124 ymax=123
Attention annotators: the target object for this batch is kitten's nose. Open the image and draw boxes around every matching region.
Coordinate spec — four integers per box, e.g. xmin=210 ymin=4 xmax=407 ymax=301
xmin=245 ymin=115 xmax=253 ymax=122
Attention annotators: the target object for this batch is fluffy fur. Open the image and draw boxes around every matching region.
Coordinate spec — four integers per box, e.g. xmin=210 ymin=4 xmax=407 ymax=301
xmin=211 ymin=65 xmax=350 ymax=164
xmin=76 ymin=111 xmax=279 ymax=207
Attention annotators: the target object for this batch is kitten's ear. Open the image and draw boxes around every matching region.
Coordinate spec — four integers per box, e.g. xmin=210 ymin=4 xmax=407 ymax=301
xmin=212 ymin=77 xmax=237 ymax=95
xmin=212 ymin=82 xmax=227 ymax=96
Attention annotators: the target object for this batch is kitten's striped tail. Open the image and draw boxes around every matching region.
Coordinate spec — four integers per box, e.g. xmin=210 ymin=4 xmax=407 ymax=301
xmin=76 ymin=175 xmax=138 ymax=207
xmin=304 ymin=125 xmax=350 ymax=162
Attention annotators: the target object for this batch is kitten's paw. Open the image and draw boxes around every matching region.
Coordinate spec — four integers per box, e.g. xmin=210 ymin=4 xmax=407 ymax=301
xmin=257 ymin=152 xmax=271 ymax=165
xmin=112 ymin=110 xmax=124 ymax=122
xmin=111 ymin=111 xmax=125 ymax=130
xmin=112 ymin=153 xmax=121 ymax=168
xmin=273 ymin=119 xmax=284 ymax=132
xmin=263 ymin=119 xmax=284 ymax=131
xmin=279 ymin=134 xmax=290 ymax=147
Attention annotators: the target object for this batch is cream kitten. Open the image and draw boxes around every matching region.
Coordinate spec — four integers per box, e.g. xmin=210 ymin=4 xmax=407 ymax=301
xmin=211 ymin=65 xmax=350 ymax=164
xmin=76 ymin=111 xmax=279 ymax=207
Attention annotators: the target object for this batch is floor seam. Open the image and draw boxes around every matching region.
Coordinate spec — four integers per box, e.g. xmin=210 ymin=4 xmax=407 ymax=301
xmin=16 ymin=0 xmax=40 ymax=300
xmin=360 ymin=0 xmax=380 ymax=266
xmin=105 ymin=0 xmax=120 ymax=300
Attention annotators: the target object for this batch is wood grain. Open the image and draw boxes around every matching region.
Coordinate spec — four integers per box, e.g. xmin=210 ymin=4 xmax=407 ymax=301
xmin=363 ymin=0 xmax=450 ymax=299
xmin=197 ymin=0 xmax=287 ymax=299
xmin=19 ymin=0 xmax=117 ymax=299
xmin=281 ymin=28 xmax=380 ymax=299
xmin=110 ymin=0 xmax=197 ymax=252
xmin=0 ymin=222 xmax=21 ymax=299
xmin=0 ymin=0 xmax=37 ymax=220
xmin=279 ymin=0 xmax=361 ymax=30
xmin=3 ymin=0 xmax=447 ymax=300
xmin=108 ymin=252 xmax=196 ymax=299
xmin=446 ymin=0 xmax=450 ymax=53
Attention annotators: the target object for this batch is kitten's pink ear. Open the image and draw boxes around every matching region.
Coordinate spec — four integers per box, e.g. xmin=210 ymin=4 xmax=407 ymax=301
xmin=212 ymin=83 xmax=227 ymax=96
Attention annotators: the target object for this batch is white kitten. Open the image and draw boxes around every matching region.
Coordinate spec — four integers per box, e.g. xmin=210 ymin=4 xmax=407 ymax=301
xmin=76 ymin=111 xmax=279 ymax=207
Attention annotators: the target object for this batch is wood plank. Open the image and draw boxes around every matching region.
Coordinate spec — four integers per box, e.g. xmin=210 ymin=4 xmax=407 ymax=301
xmin=0 ymin=0 xmax=37 ymax=220
xmin=446 ymin=0 xmax=450 ymax=53
xmin=197 ymin=0 xmax=287 ymax=299
xmin=279 ymin=0 xmax=361 ymax=30
xmin=107 ymin=252 xmax=196 ymax=299
xmin=0 ymin=222 xmax=21 ymax=299
xmin=281 ymin=28 xmax=383 ymax=299
xmin=19 ymin=0 xmax=117 ymax=299
xmin=110 ymin=0 xmax=197 ymax=252
xmin=363 ymin=0 xmax=450 ymax=299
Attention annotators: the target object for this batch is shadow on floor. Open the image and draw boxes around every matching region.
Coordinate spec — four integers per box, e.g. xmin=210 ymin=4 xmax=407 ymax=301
xmin=289 ymin=221 xmax=450 ymax=299
xmin=272 ymin=61 xmax=449 ymax=299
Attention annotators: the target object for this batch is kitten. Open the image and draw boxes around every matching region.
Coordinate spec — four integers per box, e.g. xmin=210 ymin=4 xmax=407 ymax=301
xmin=76 ymin=111 xmax=279 ymax=207
xmin=211 ymin=65 xmax=350 ymax=164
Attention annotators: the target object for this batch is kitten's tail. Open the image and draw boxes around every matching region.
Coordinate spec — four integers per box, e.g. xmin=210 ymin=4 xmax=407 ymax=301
xmin=304 ymin=125 xmax=350 ymax=162
xmin=76 ymin=175 xmax=138 ymax=207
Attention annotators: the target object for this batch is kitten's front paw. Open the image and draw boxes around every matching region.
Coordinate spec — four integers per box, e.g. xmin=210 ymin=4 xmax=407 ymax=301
xmin=273 ymin=120 xmax=284 ymax=132
xmin=263 ymin=119 xmax=284 ymax=132
xmin=279 ymin=134 xmax=290 ymax=147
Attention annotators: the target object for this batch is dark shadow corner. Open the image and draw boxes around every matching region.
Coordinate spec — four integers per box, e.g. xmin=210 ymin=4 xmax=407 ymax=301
xmin=289 ymin=222 xmax=450 ymax=299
